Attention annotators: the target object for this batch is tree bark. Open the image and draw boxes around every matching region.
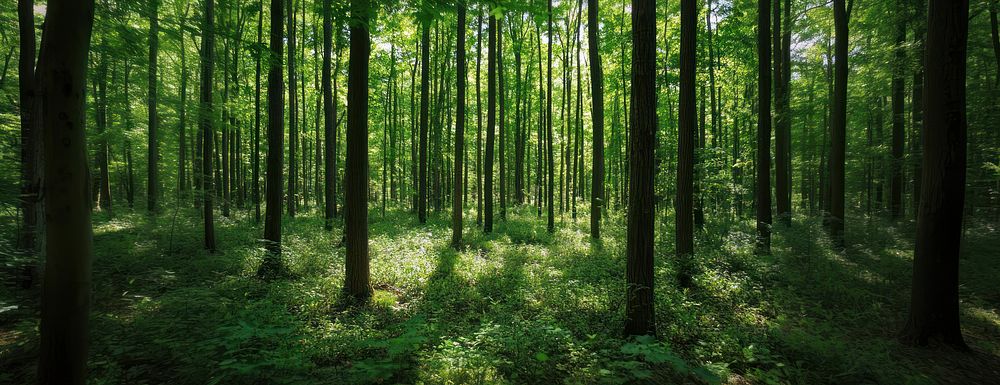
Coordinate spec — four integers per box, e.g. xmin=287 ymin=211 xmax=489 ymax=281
xmin=287 ymin=0 xmax=298 ymax=217
xmin=830 ymin=0 xmax=849 ymax=248
xmin=676 ymin=0 xmax=696 ymax=287
xmin=36 ymin=0 xmax=95 ymax=382
xmin=453 ymin=4 xmax=467 ymax=247
xmin=323 ymin=0 xmax=335 ymax=230
xmin=201 ymin=0 xmax=217 ymax=252
xmin=588 ymin=0 xmax=605 ymax=239
xmin=901 ymin=0 xmax=969 ymax=350
xmin=344 ymin=0 xmax=372 ymax=300
xmin=756 ymin=0 xmax=773 ymax=254
xmin=484 ymin=14 xmax=497 ymax=233
xmin=260 ymin=0 xmax=285 ymax=276
xmin=147 ymin=0 xmax=160 ymax=213
xmin=625 ymin=0 xmax=657 ymax=337
xmin=547 ymin=0 xmax=555 ymax=233
xmin=419 ymin=18 xmax=430 ymax=224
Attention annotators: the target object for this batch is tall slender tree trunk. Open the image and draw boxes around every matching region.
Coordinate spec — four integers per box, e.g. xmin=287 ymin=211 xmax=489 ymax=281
xmin=891 ymin=1 xmax=907 ymax=219
xmin=254 ymin=1 xmax=263 ymax=223
xmin=588 ymin=0 xmax=605 ymax=239
xmin=485 ymin=14 xmax=497 ymax=233
xmin=830 ymin=0 xmax=849 ymax=249
xmin=901 ymin=0 xmax=969 ymax=350
xmin=477 ymin=12 xmax=484 ymax=225
xmin=756 ymin=0 xmax=773 ymax=254
xmin=625 ymin=0 xmax=657 ymax=337
xmin=419 ymin=19 xmax=430 ymax=224
xmin=287 ymin=0 xmax=298 ymax=217
xmin=16 ymin=0 xmax=41 ymax=252
xmin=180 ymin=5 xmax=190 ymax=196
xmin=147 ymin=0 xmax=160 ymax=213
xmin=36 ymin=1 xmax=95 ymax=382
xmin=95 ymin=37 xmax=112 ymax=213
xmin=323 ymin=0 xmax=335 ymax=230
xmin=547 ymin=0 xmax=555 ymax=233
xmin=453 ymin=4 xmax=467 ymax=247
xmin=676 ymin=0 xmax=696 ymax=287
xmin=201 ymin=0 xmax=217 ymax=252
xmin=344 ymin=0 xmax=372 ymax=301
xmin=773 ymin=0 xmax=791 ymax=226
xmin=498 ymin=18 xmax=506 ymax=220
xmin=912 ymin=0 xmax=926 ymax=217
xmin=260 ymin=0 xmax=285 ymax=276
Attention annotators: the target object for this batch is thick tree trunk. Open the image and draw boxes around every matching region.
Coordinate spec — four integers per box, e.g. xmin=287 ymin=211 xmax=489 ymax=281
xmin=625 ymin=0 xmax=657 ymax=337
xmin=36 ymin=1 xmax=95 ymax=382
xmin=344 ymin=0 xmax=372 ymax=300
xmin=260 ymin=0 xmax=285 ymax=276
xmin=756 ymin=0 xmax=773 ymax=254
xmin=901 ymin=0 xmax=969 ymax=350
xmin=201 ymin=0 xmax=217 ymax=252
xmin=676 ymin=0 xmax=696 ymax=287
xmin=453 ymin=4 xmax=466 ymax=248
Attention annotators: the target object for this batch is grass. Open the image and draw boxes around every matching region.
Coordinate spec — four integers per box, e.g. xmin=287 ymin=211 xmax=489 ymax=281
xmin=1 ymin=202 xmax=998 ymax=384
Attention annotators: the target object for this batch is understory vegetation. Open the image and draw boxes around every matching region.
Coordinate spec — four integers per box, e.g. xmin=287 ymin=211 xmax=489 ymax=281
xmin=3 ymin=206 xmax=997 ymax=384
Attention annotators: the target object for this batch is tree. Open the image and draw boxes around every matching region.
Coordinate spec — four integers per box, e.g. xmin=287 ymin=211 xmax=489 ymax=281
xmin=829 ymin=0 xmax=849 ymax=248
xmin=287 ymin=0 xmax=298 ymax=217
xmin=546 ymin=0 xmax=555 ymax=233
xmin=773 ymin=0 xmax=791 ymax=226
xmin=148 ymin=0 xmax=160 ymax=213
xmin=676 ymin=0 xmax=696 ymax=287
xmin=453 ymin=2 xmax=467 ymax=248
xmin=323 ymin=0 xmax=336 ymax=230
xmin=625 ymin=0 xmax=657 ymax=337
xmin=900 ymin=0 xmax=970 ymax=350
xmin=419 ymin=13 xmax=430 ymax=224
xmin=484 ymin=14 xmax=497 ymax=233
xmin=890 ymin=0 xmax=906 ymax=219
xmin=756 ymin=0 xmax=772 ymax=254
xmin=17 ymin=0 xmax=41 ymax=252
xmin=36 ymin=1 xmax=95 ymax=382
xmin=260 ymin=0 xmax=285 ymax=277
xmin=201 ymin=0 xmax=217 ymax=252
xmin=588 ymin=0 xmax=605 ymax=239
xmin=344 ymin=0 xmax=372 ymax=300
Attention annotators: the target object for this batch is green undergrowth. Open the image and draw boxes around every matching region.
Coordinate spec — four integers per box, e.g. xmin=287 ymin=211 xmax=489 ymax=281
xmin=1 ymin=204 xmax=998 ymax=384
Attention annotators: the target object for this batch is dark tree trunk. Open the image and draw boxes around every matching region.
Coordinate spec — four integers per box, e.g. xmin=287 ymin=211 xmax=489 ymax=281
xmin=16 ymin=0 xmax=41 ymax=252
xmin=180 ymin=5 xmax=190 ymax=196
xmin=547 ymin=0 xmax=555 ymax=233
xmin=323 ymin=0 xmax=335 ymax=230
xmin=912 ymin=0 xmax=926 ymax=217
xmin=96 ymin=38 xmax=112 ymax=212
xmin=147 ymin=0 xmax=160 ymax=213
xmin=773 ymin=0 xmax=791 ymax=226
xmin=588 ymin=0 xmax=605 ymax=239
xmin=344 ymin=0 xmax=372 ymax=300
xmin=891 ymin=2 xmax=906 ymax=219
xmin=901 ymin=0 xmax=969 ymax=350
xmin=991 ymin=1 xmax=1000 ymax=85
xmin=625 ymin=0 xmax=657 ymax=337
xmin=498 ymin=18 xmax=506 ymax=220
xmin=676 ymin=0 xmax=696 ymax=287
xmin=756 ymin=0 xmax=773 ymax=254
xmin=254 ymin=1 xmax=262 ymax=223
xmin=419 ymin=19 xmax=430 ymax=224
xmin=260 ymin=0 xmax=285 ymax=276
xmin=484 ymin=14 xmax=497 ymax=233
xmin=201 ymin=0 xmax=217 ymax=252
xmin=830 ymin=0 xmax=849 ymax=248
xmin=477 ymin=12 xmax=483 ymax=225
xmin=36 ymin=1 xmax=95 ymax=382
xmin=453 ymin=4 xmax=467 ymax=248
xmin=287 ymin=0 xmax=298 ymax=217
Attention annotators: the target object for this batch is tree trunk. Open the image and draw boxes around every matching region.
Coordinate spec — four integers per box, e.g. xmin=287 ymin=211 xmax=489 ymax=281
xmin=891 ymin=1 xmax=906 ymax=219
xmin=201 ymin=0 xmax=217 ymax=252
xmin=147 ymin=0 xmax=160 ymax=213
xmin=16 ymin=0 xmax=41 ymax=252
xmin=830 ymin=0 xmax=849 ymax=248
xmin=323 ymin=0 xmax=335 ymax=230
xmin=453 ymin=4 xmax=467 ymax=248
xmin=912 ymin=0 xmax=926 ymax=217
xmin=344 ymin=0 xmax=372 ymax=300
xmin=773 ymin=0 xmax=791 ymax=226
xmin=901 ymin=0 xmax=969 ymax=350
xmin=676 ymin=0 xmax=696 ymax=287
xmin=756 ymin=0 xmax=773 ymax=254
xmin=625 ymin=0 xmax=657 ymax=337
xmin=419 ymin=19 xmax=430 ymax=224
xmin=260 ymin=0 xmax=285 ymax=276
xmin=498 ymin=18 xmax=506 ymax=220
xmin=485 ymin=14 xmax=497 ymax=233
xmin=287 ymin=0 xmax=298 ymax=217
xmin=254 ymin=1 xmax=263 ymax=223
xmin=547 ymin=0 xmax=555 ymax=233
xmin=36 ymin=1 xmax=95 ymax=382
xmin=588 ymin=0 xmax=605 ymax=239
xmin=96 ymin=38 xmax=112 ymax=212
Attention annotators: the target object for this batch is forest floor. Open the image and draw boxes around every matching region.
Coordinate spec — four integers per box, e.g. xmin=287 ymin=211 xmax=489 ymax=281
xmin=1 ymin=205 xmax=999 ymax=384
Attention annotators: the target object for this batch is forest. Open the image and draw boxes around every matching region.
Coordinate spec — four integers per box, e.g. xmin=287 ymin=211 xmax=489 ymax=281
xmin=0 ymin=0 xmax=998 ymax=383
